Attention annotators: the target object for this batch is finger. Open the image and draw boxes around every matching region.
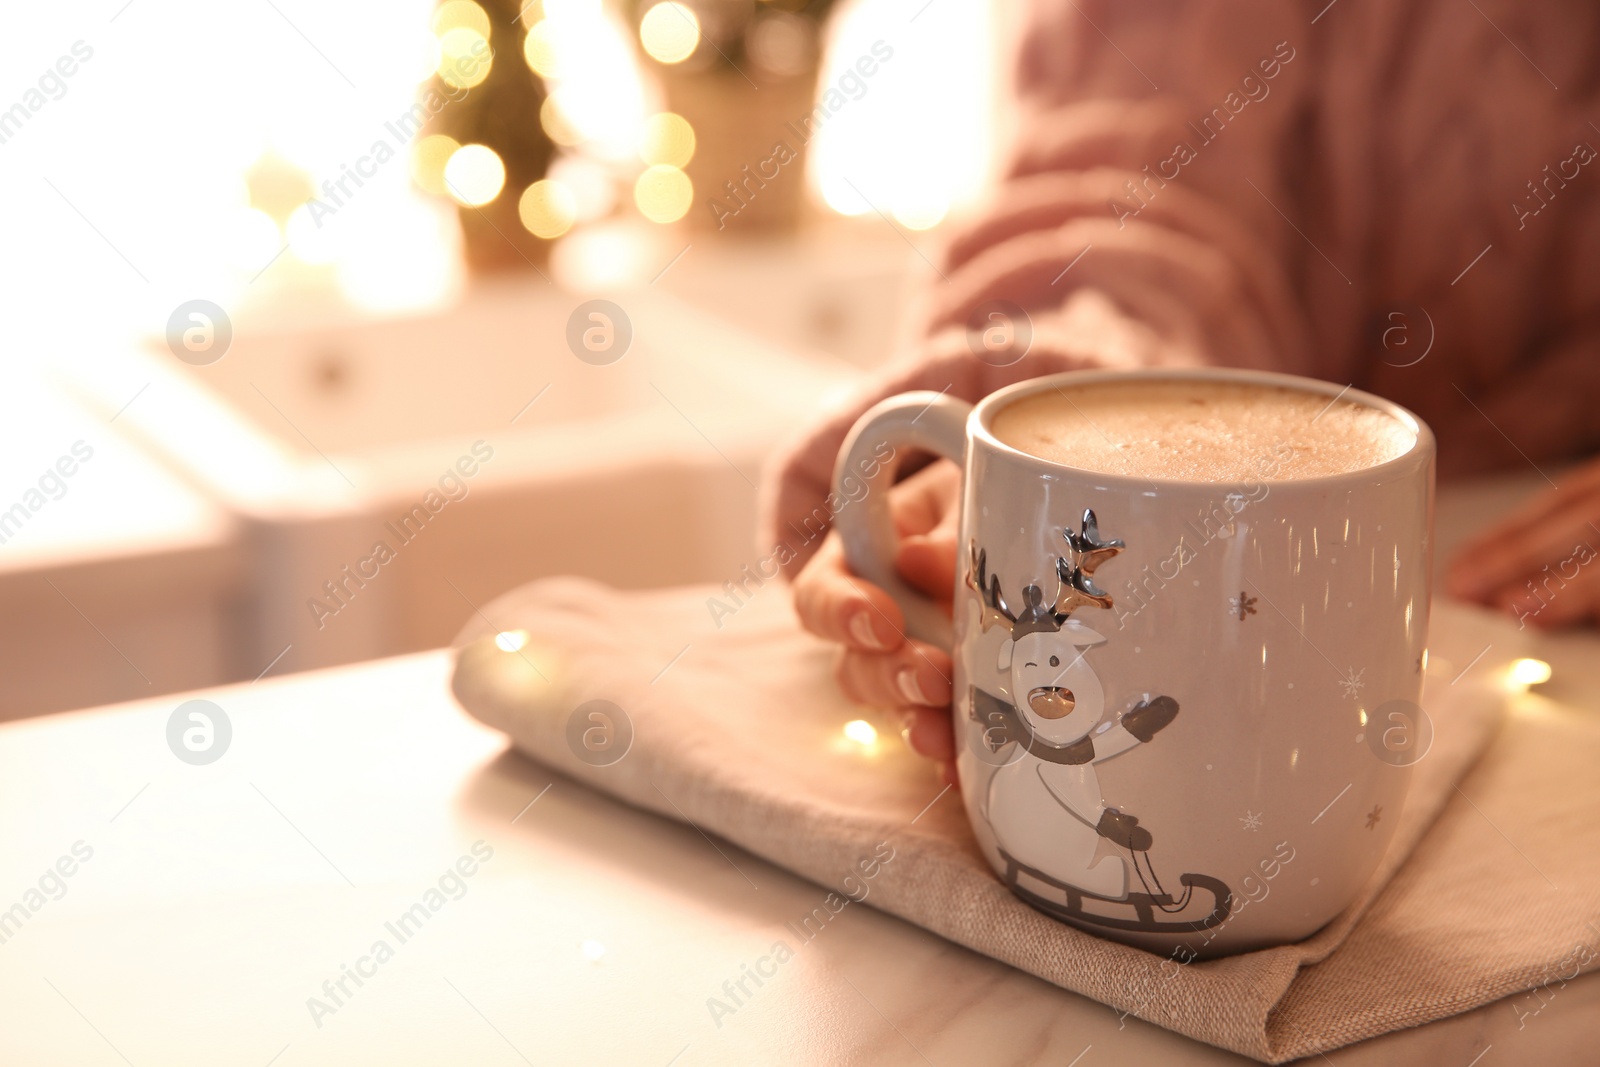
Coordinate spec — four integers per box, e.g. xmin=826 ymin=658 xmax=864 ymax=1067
xmin=900 ymin=705 xmax=955 ymax=762
xmin=1447 ymin=520 xmax=1567 ymax=598
xmin=1448 ymin=501 xmax=1556 ymax=576
xmin=1446 ymin=502 xmax=1600 ymax=600
xmin=896 ymin=481 xmax=961 ymax=601
xmin=761 ymin=397 xmax=874 ymax=581
xmin=833 ymin=641 xmax=953 ymax=711
xmin=1451 ymin=528 xmax=1600 ymax=605
xmin=760 ymin=352 xmax=980 ymax=580
xmin=760 ymin=343 xmax=1086 ymax=580
xmin=765 ymin=466 xmax=834 ymax=581
xmin=1483 ymin=582 xmax=1547 ymax=628
xmin=1482 ymin=554 xmax=1599 ymax=626
xmin=1495 ymin=564 xmax=1600 ymax=628
xmin=792 ymin=533 xmax=907 ymax=651
xmin=888 ymin=460 xmax=961 ymax=539
xmin=1447 ymin=478 xmax=1600 ymax=592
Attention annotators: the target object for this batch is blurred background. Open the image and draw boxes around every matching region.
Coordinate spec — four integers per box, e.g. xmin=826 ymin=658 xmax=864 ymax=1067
xmin=0 ymin=0 xmax=1003 ymax=720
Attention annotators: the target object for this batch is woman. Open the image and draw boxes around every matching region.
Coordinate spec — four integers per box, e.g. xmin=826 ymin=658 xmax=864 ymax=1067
xmin=760 ymin=0 xmax=1600 ymax=782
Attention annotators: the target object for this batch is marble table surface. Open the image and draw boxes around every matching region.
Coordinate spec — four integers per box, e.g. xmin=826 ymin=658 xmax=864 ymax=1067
xmin=0 ymin=471 xmax=1595 ymax=1066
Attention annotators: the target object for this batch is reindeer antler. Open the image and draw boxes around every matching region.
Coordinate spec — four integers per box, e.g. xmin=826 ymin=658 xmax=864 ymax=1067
xmin=1053 ymin=509 xmax=1124 ymax=616
xmin=966 ymin=542 xmax=1017 ymax=633
xmin=967 ymin=511 xmax=1125 ymax=634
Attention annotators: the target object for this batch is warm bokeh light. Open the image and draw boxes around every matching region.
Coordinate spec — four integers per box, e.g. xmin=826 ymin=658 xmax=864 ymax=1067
xmin=523 ymin=19 xmax=562 ymax=77
xmin=411 ymin=134 xmax=461 ymax=196
xmin=1509 ymin=657 xmax=1552 ymax=687
xmin=527 ymin=7 xmax=650 ymax=161
xmin=549 ymin=84 xmax=646 ymax=159
xmin=547 ymin=155 xmax=617 ymax=220
xmin=0 ymin=2 xmax=480 ymax=339
xmin=843 ymin=719 xmax=878 ymax=746
xmin=229 ymin=208 xmax=283 ymax=272
xmin=809 ymin=0 xmax=992 ymax=225
xmin=549 ymin=220 xmax=663 ymax=290
xmin=639 ymin=2 xmax=699 ymax=64
xmin=524 ymin=2 xmax=626 ymax=80
xmin=443 ymin=144 xmax=506 ymax=206
xmin=539 ymin=93 xmax=583 ymax=146
xmin=633 ymin=164 xmax=692 ymax=223
xmin=580 ymin=939 xmax=606 ymax=962
xmin=543 ymin=0 xmax=599 ymax=17
xmin=335 ymin=196 xmax=461 ymax=313
xmin=438 ymin=26 xmax=492 ymax=89
xmin=286 ymin=202 xmax=340 ymax=264
xmin=518 ymin=180 xmax=578 ymax=239
xmin=495 ymin=630 xmax=529 ymax=652
xmin=432 ymin=0 xmax=491 ymax=38
xmin=411 ymin=32 xmax=445 ymax=84
xmin=638 ymin=112 xmax=695 ymax=168
xmin=893 ymin=196 xmax=949 ymax=231
xmin=244 ymin=151 xmax=313 ymax=224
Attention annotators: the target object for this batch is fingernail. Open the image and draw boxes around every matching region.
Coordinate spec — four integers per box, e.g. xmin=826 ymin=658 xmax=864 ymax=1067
xmin=896 ymin=667 xmax=928 ymax=705
xmin=848 ymin=610 xmax=889 ymax=650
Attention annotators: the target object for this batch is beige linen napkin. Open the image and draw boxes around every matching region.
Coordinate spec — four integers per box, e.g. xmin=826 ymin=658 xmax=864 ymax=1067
xmin=450 ymin=577 xmax=1600 ymax=1063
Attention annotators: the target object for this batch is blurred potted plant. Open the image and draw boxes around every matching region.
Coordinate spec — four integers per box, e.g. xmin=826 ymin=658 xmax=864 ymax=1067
xmin=631 ymin=0 xmax=837 ymax=232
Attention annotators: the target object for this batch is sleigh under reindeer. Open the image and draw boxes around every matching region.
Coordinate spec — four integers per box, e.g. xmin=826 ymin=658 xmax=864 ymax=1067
xmin=1002 ymin=849 xmax=1233 ymax=934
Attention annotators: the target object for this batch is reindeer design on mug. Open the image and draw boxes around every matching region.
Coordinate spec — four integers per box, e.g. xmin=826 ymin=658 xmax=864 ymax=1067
xmin=967 ymin=511 xmax=1181 ymax=901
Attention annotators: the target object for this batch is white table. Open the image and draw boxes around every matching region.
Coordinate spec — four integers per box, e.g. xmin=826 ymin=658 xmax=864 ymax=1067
xmin=1 ymin=473 xmax=1595 ymax=1065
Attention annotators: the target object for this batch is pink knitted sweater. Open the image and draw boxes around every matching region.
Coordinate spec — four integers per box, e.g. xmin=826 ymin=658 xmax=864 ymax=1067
xmin=760 ymin=0 xmax=1600 ymax=569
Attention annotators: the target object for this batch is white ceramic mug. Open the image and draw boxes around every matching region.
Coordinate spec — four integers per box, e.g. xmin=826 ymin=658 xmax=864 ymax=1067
xmin=832 ymin=368 xmax=1435 ymax=956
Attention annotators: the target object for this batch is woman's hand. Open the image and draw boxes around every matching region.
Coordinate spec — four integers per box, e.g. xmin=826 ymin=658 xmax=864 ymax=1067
xmin=1444 ymin=457 xmax=1600 ymax=627
xmin=791 ymin=461 xmax=962 ymax=783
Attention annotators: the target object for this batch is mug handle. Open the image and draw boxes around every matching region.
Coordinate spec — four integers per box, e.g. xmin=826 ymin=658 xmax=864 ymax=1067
xmin=831 ymin=391 xmax=972 ymax=649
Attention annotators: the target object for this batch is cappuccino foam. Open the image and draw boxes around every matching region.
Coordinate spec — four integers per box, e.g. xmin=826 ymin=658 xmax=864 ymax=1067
xmin=990 ymin=380 xmax=1414 ymax=481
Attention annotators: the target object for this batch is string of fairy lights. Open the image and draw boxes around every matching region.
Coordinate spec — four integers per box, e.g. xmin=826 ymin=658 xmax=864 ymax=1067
xmin=214 ymin=0 xmax=985 ymax=309
xmin=411 ymin=0 xmax=701 ymax=239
